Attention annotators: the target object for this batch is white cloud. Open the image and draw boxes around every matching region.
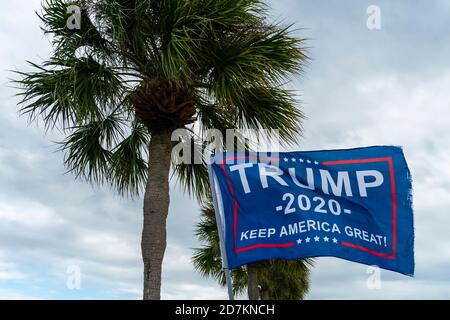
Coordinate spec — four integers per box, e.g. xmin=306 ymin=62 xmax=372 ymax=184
xmin=0 ymin=271 xmax=26 ymax=281
xmin=0 ymin=289 xmax=38 ymax=300
xmin=0 ymin=200 xmax=63 ymax=227
xmin=0 ymin=262 xmax=27 ymax=281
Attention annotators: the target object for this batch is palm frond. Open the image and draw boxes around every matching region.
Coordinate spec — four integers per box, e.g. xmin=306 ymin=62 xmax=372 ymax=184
xmin=233 ymin=86 xmax=304 ymax=144
xmin=14 ymin=56 xmax=125 ymax=130
xmin=109 ymin=120 xmax=149 ymax=196
xmin=39 ymin=0 xmax=114 ymax=59
xmin=58 ymin=110 xmax=125 ymax=184
xmin=172 ymin=136 xmax=211 ymax=201
xmin=94 ymin=0 xmax=159 ymax=75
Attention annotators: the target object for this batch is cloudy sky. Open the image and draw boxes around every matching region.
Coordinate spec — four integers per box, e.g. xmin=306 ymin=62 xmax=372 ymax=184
xmin=1 ymin=0 xmax=450 ymax=299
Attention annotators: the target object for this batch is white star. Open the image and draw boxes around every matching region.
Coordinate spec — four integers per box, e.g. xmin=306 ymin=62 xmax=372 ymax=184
xmin=299 ymin=158 xmax=304 ymax=163
xmin=314 ymin=161 xmax=319 ymax=165
xmin=305 ymin=237 xmax=311 ymax=243
xmin=323 ymin=236 xmax=329 ymax=242
xmin=297 ymin=238 xmax=302 ymax=245
xmin=332 ymin=238 xmax=338 ymax=244
xmin=314 ymin=236 xmax=320 ymax=242
xmin=291 ymin=158 xmax=296 ymax=162
xmin=283 ymin=157 xmax=289 ymax=162
xmin=307 ymin=160 xmax=312 ymax=164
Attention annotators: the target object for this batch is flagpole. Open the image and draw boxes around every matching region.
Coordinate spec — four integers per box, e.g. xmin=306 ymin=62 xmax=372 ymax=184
xmin=208 ymin=163 xmax=234 ymax=300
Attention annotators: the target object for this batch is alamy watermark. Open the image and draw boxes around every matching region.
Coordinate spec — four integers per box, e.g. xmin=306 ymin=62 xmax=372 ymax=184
xmin=66 ymin=265 xmax=81 ymax=290
xmin=367 ymin=5 xmax=381 ymax=30
xmin=171 ymin=129 xmax=281 ymax=165
xmin=366 ymin=265 xmax=381 ymax=290
xmin=66 ymin=5 xmax=81 ymax=30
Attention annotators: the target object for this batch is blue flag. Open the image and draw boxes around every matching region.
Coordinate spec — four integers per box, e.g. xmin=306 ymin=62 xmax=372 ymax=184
xmin=209 ymin=146 xmax=414 ymax=276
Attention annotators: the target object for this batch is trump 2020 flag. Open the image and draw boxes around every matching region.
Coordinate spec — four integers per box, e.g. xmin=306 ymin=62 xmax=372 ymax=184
xmin=209 ymin=146 xmax=414 ymax=276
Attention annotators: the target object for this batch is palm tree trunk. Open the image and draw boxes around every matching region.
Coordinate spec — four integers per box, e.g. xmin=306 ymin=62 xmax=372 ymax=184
xmin=247 ymin=263 xmax=259 ymax=300
xmin=141 ymin=130 xmax=172 ymax=300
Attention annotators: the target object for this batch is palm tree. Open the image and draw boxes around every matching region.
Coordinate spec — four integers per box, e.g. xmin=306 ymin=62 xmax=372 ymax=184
xmin=14 ymin=0 xmax=307 ymax=299
xmin=193 ymin=201 xmax=313 ymax=299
